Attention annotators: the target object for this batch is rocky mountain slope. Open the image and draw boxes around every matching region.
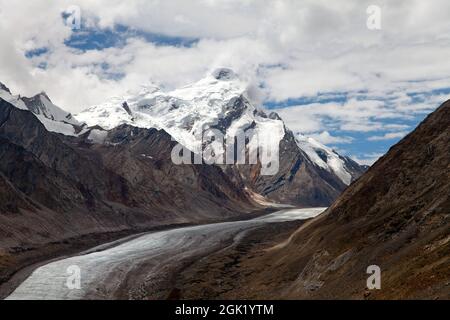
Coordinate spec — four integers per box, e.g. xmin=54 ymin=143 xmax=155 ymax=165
xmin=0 ymin=96 xmax=260 ymax=285
xmin=209 ymin=100 xmax=449 ymax=299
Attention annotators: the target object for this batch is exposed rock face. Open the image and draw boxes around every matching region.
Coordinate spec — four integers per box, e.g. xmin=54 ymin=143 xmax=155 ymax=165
xmin=235 ymin=129 xmax=355 ymax=206
xmin=236 ymin=100 xmax=449 ymax=299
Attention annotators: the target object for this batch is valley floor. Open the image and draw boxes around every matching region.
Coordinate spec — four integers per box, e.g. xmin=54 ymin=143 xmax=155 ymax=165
xmin=0 ymin=208 xmax=276 ymax=299
xmin=4 ymin=208 xmax=325 ymax=300
xmin=165 ymin=219 xmax=306 ymax=299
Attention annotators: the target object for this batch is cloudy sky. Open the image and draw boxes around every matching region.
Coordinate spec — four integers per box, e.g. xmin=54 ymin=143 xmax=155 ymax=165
xmin=1 ymin=0 xmax=449 ymax=164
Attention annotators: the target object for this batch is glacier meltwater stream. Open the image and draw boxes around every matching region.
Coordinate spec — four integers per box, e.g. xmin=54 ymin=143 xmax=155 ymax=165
xmin=6 ymin=208 xmax=326 ymax=300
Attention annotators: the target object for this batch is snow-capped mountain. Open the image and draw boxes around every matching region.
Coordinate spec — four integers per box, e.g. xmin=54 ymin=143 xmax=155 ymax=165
xmin=0 ymin=71 xmax=366 ymax=206
xmin=75 ymin=68 xmax=284 ymax=155
xmin=0 ymin=82 xmax=82 ymax=136
xmin=21 ymin=92 xmax=79 ymax=124
xmin=296 ymin=134 xmax=358 ymax=185
xmin=0 ymin=82 xmax=12 ymax=94
xmin=0 ymin=82 xmax=28 ymax=110
xmin=75 ymin=68 xmax=364 ymax=188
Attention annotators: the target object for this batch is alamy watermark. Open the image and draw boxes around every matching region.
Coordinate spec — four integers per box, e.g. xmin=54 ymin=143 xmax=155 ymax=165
xmin=63 ymin=5 xmax=81 ymax=30
xmin=366 ymin=265 xmax=381 ymax=290
xmin=367 ymin=5 xmax=381 ymax=30
xmin=66 ymin=265 xmax=81 ymax=290
xmin=171 ymin=128 xmax=280 ymax=176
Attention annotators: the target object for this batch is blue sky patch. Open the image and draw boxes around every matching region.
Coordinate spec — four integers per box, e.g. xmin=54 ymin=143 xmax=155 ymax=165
xmin=64 ymin=24 xmax=198 ymax=52
xmin=264 ymin=92 xmax=349 ymax=109
xmin=266 ymin=93 xmax=438 ymax=164
xmin=25 ymin=47 xmax=49 ymax=59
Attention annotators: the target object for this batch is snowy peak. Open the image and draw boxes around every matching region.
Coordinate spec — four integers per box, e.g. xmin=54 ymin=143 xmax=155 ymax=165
xmin=0 ymin=74 xmax=365 ymax=188
xmin=0 ymin=81 xmax=83 ymax=136
xmin=21 ymin=92 xmax=83 ymax=136
xmin=295 ymin=134 xmax=356 ymax=185
xmin=75 ymin=68 xmax=256 ymax=152
xmin=74 ymin=69 xmax=364 ymax=186
xmin=211 ymin=67 xmax=237 ymax=81
xmin=0 ymin=82 xmax=11 ymax=94
xmin=0 ymin=83 xmax=28 ymax=110
xmin=22 ymin=92 xmax=78 ymax=125
xmin=0 ymin=72 xmax=367 ymax=206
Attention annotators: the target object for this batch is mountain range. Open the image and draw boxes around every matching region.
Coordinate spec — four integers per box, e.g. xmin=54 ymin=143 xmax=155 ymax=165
xmin=0 ymin=69 xmax=366 ymax=288
xmin=0 ymin=70 xmax=448 ymax=300
xmin=0 ymin=68 xmax=366 ymax=206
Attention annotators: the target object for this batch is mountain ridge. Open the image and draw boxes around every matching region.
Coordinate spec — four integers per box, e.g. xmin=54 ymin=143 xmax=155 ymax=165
xmin=72 ymin=68 xmax=367 ymax=205
xmin=0 ymin=72 xmax=366 ymax=206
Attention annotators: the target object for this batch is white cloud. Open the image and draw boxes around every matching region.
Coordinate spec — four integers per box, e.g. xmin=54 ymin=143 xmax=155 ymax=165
xmin=0 ymin=0 xmax=449 ymax=122
xmin=308 ymin=131 xmax=354 ymax=145
xmin=367 ymin=131 xmax=409 ymax=141
xmin=276 ymin=98 xmax=399 ymax=134
xmin=351 ymin=153 xmax=384 ymax=166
